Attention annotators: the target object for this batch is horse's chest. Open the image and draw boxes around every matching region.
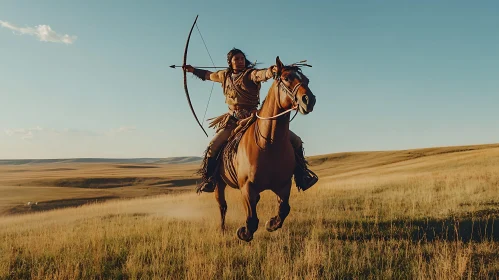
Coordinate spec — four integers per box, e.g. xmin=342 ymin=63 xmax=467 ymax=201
xmin=241 ymin=152 xmax=295 ymax=186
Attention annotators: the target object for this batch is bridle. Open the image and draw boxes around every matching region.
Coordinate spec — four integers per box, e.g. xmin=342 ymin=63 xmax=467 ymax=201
xmin=253 ymin=68 xmax=309 ymax=149
xmin=255 ymin=69 xmax=305 ymax=121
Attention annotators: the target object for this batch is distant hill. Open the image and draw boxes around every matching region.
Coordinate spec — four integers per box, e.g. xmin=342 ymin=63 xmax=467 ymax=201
xmin=2 ymin=143 xmax=498 ymax=166
xmin=306 ymin=142 xmax=499 ymax=178
xmin=0 ymin=156 xmax=203 ymax=165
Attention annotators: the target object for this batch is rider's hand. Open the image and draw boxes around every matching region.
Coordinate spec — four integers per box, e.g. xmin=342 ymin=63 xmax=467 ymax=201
xmin=269 ymin=65 xmax=278 ymax=73
xmin=182 ymin=65 xmax=195 ymax=73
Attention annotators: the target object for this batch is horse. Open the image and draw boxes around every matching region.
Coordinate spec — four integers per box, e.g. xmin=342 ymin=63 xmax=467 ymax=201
xmin=214 ymin=56 xmax=316 ymax=242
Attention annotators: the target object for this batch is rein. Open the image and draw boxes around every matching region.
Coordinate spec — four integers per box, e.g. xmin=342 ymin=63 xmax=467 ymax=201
xmin=253 ymin=71 xmax=304 ymax=149
xmin=255 ymin=78 xmax=302 ymax=122
xmin=255 ymin=106 xmax=298 ymax=120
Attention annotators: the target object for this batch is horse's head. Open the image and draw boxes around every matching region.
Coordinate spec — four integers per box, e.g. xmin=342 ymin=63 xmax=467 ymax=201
xmin=273 ymin=56 xmax=316 ymax=115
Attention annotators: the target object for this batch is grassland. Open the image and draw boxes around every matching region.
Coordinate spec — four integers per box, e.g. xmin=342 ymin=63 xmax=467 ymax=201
xmin=0 ymin=162 xmax=200 ymax=216
xmin=1 ymin=144 xmax=498 ymax=279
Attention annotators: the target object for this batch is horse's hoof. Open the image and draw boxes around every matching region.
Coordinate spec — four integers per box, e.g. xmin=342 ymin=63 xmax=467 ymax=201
xmin=265 ymin=217 xmax=282 ymax=232
xmin=236 ymin=226 xmax=253 ymax=242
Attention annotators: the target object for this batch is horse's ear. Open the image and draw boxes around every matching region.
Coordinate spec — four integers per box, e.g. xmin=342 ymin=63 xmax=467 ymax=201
xmin=276 ymin=56 xmax=284 ymax=72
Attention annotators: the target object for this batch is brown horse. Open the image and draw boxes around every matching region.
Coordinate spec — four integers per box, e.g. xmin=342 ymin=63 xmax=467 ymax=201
xmin=214 ymin=56 xmax=316 ymax=242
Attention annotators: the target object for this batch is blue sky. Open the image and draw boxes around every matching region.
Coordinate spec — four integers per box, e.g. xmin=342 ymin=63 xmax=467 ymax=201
xmin=1 ymin=1 xmax=498 ymax=159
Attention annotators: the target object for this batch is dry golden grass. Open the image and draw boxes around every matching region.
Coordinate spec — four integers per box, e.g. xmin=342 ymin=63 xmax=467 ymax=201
xmin=1 ymin=143 xmax=498 ymax=279
xmin=0 ymin=163 xmax=200 ymax=215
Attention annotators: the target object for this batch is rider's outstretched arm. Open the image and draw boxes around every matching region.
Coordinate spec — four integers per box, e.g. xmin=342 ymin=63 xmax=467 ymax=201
xmin=249 ymin=66 xmax=276 ymax=83
xmin=184 ymin=65 xmax=224 ymax=82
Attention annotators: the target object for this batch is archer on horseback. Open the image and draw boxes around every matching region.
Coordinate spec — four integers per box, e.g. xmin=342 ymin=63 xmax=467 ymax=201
xmin=183 ymin=48 xmax=318 ymax=193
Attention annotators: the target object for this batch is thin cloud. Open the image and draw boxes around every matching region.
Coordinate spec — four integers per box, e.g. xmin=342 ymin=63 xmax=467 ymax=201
xmin=4 ymin=126 xmax=43 ymax=141
xmin=110 ymin=126 xmax=137 ymax=134
xmin=0 ymin=20 xmax=77 ymax=44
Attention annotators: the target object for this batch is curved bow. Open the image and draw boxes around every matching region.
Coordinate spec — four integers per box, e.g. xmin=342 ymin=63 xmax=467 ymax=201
xmin=183 ymin=15 xmax=209 ymax=137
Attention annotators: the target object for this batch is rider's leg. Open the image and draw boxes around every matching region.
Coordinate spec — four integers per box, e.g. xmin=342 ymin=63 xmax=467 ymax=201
xmin=289 ymin=130 xmax=318 ymax=191
xmin=197 ymin=127 xmax=233 ymax=193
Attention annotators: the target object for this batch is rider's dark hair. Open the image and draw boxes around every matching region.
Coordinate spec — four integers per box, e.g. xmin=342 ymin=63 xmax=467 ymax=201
xmin=227 ymin=48 xmax=253 ymax=71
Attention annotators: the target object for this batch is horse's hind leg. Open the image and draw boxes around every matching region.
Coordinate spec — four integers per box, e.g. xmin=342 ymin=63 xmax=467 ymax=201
xmin=266 ymin=183 xmax=291 ymax=232
xmin=236 ymin=183 xmax=260 ymax=242
xmin=215 ymin=182 xmax=227 ymax=232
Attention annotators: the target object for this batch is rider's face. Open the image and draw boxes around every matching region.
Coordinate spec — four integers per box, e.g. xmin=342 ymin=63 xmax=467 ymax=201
xmin=231 ymin=53 xmax=246 ymax=71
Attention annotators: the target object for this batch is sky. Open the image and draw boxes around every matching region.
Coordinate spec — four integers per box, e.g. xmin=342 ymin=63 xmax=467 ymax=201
xmin=1 ymin=0 xmax=498 ymax=159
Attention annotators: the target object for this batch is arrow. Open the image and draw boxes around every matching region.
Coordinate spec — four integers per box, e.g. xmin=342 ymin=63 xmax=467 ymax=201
xmin=170 ymin=65 xmax=224 ymax=69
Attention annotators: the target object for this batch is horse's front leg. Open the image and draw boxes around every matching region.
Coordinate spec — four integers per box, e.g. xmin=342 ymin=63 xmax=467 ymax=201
xmin=215 ymin=182 xmax=227 ymax=232
xmin=237 ymin=183 xmax=260 ymax=242
xmin=266 ymin=182 xmax=291 ymax=232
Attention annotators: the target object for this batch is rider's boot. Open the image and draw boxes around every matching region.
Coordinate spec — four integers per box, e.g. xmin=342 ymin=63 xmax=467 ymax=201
xmin=293 ymin=144 xmax=319 ymax=191
xmin=197 ymin=156 xmax=218 ymax=193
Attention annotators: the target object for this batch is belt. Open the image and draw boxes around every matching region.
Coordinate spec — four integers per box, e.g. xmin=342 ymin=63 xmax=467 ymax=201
xmin=229 ymin=107 xmax=256 ymax=121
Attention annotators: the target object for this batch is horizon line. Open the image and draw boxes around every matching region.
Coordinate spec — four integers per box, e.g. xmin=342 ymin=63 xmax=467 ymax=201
xmin=1 ymin=142 xmax=498 ymax=161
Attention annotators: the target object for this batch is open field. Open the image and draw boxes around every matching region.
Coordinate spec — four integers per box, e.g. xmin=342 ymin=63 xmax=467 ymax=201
xmin=0 ymin=161 xmax=201 ymax=216
xmin=1 ymin=143 xmax=498 ymax=279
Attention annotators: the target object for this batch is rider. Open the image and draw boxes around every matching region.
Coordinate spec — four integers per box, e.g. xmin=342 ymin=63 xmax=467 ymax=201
xmin=183 ymin=48 xmax=318 ymax=193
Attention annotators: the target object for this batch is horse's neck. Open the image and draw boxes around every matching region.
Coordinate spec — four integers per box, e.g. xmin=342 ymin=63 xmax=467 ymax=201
xmin=255 ymin=85 xmax=290 ymax=148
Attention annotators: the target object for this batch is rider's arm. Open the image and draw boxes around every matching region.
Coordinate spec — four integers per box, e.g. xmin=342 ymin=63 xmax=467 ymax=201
xmin=207 ymin=70 xmax=225 ymax=82
xmin=249 ymin=66 xmax=276 ymax=83
xmin=192 ymin=68 xmax=224 ymax=83
xmin=184 ymin=65 xmax=224 ymax=82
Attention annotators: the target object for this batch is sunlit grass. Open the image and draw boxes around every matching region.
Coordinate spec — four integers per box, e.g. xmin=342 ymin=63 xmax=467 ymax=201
xmin=1 ymin=145 xmax=498 ymax=279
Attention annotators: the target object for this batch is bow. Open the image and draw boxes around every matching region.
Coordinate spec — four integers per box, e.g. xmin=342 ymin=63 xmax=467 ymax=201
xmin=183 ymin=15 xmax=209 ymax=137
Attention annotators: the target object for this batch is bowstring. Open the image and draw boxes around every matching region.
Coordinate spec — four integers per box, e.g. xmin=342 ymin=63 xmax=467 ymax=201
xmin=195 ymin=23 xmax=219 ymax=124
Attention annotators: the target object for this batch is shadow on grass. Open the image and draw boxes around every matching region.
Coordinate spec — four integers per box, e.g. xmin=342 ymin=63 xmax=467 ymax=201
xmin=8 ymin=196 xmax=119 ymax=215
xmin=290 ymin=210 xmax=499 ymax=243
xmin=47 ymin=177 xmax=199 ymax=189
xmin=148 ymin=178 xmax=198 ymax=187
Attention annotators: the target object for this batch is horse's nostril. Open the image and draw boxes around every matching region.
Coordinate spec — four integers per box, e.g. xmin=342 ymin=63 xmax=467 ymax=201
xmin=309 ymin=95 xmax=316 ymax=107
